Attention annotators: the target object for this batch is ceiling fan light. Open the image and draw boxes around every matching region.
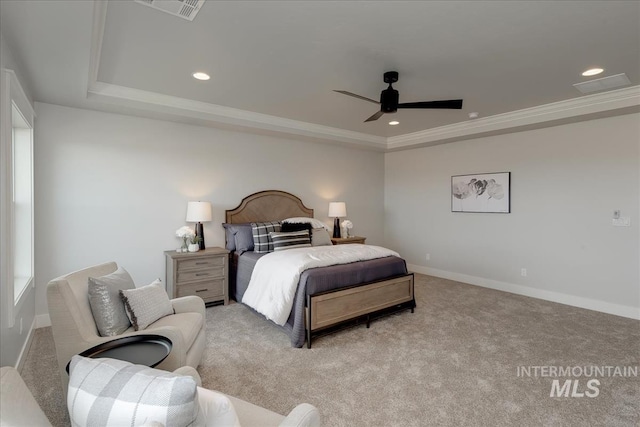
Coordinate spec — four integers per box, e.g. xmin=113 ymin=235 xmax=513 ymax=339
xmin=389 ymin=121 xmax=400 ymax=125
xmin=193 ymin=72 xmax=210 ymax=81
xmin=582 ymin=68 xmax=604 ymax=77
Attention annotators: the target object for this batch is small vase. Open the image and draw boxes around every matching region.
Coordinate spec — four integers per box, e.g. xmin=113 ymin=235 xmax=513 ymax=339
xmin=188 ymin=243 xmax=200 ymax=252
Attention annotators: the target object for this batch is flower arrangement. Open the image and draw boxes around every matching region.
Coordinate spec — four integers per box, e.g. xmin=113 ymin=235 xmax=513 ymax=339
xmin=176 ymin=226 xmax=195 ymax=252
xmin=341 ymin=219 xmax=353 ymax=237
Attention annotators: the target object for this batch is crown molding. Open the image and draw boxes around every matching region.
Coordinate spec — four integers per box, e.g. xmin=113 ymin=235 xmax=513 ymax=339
xmin=88 ymin=0 xmax=108 ymax=88
xmin=387 ymin=86 xmax=640 ymax=151
xmin=87 ymin=1 xmax=639 ymax=152
xmin=87 ymin=81 xmax=388 ymax=150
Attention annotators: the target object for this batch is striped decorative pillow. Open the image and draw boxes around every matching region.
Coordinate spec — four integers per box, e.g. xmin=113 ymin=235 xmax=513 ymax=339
xmin=67 ymin=356 xmax=201 ymax=427
xmin=269 ymin=230 xmax=312 ymax=251
xmin=251 ymin=221 xmax=281 ymax=253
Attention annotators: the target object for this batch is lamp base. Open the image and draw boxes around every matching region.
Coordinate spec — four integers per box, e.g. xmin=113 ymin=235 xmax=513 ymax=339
xmin=195 ymin=222 xmax=205 ymax=250
xmin=333 ymin=217 xmax=341 ymax=238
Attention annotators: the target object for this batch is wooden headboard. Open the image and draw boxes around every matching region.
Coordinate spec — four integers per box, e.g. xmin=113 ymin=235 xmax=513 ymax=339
xmin=225 ymin=190 xmax=314 ymax=224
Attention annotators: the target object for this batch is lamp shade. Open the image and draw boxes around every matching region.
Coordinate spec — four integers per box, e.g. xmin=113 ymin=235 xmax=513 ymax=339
xmin=186 ymin=201 xmax=212 ymax=222
xmin=328 ymin=202 xmax=347 ymax=218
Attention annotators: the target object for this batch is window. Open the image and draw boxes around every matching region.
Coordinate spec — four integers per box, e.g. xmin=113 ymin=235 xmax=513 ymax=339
xmin=12 ymin=104 xmax=33 ymax=302
xmin=1 ymin=69 xmax=35 ymax=326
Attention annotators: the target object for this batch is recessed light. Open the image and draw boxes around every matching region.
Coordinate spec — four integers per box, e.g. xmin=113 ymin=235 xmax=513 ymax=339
xmin=468 ymin=112 xmax=479 ymax=119
xmin=582 ymin=68 xmax=604 ymax=77
xmin=193 ymin=72 xmax=210 ymax=81
xmin=389 ymin=121 xmax=399 ymax=126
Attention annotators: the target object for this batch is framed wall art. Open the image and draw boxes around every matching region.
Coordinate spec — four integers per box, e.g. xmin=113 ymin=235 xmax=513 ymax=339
xmin=451 ymin=172 xmax=510 ymax=213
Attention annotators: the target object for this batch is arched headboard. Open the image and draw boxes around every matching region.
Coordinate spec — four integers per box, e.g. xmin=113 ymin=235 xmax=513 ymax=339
xmin=225 ymin=190 xmax=314 ymax=224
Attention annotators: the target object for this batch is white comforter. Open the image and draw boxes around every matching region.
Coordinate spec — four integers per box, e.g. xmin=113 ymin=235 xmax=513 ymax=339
xmin=242 ymin=244 xmax=400 ymax=325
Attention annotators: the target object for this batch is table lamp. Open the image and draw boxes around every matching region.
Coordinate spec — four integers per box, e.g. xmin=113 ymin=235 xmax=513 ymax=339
xmin=186 ymin=201 xmax=212 ymax=250
xmin=328 ymin=202 xmax=347 ymax=238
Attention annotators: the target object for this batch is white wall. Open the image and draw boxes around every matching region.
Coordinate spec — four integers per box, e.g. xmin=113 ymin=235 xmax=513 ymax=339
xmin=34 ymin=103 xmax=385 ymax=317
xmin=0 ymin=31 xmax=36 ymax=367
xmin=385 ymin=113 xmax=640 ymax=318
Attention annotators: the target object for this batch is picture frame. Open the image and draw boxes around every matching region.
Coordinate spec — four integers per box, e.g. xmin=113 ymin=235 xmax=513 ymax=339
xmin=451 ymin=172 xmax=511 ymax=213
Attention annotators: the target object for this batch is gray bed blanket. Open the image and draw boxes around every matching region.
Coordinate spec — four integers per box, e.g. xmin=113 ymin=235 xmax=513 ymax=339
xmin=233 ymin=252 xmax=408 ymax=347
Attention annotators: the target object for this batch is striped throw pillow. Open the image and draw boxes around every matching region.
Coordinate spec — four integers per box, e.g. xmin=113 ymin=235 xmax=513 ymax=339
xmin=270 ymin=230 xmax=312 ymax=251
xmin=251 ymin=221 xmax=281 ymax=253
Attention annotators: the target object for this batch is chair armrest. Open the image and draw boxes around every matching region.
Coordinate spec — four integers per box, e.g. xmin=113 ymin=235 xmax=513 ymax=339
xmin=171 ymin=295 xmax=206 ymax=317
xmin=173 ymin=366 xmax=202 ymax=386
xmin=279 ymin=404 xmax=321 ymax=427
xmin=1 ymin=367 xmax=52 ymax=426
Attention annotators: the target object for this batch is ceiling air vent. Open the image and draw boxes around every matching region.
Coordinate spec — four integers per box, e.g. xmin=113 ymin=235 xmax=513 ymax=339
xmin=134 ymin=0 xmax=205 ymax=21
xmin=573 ymin=73 xmax=631 ymax=94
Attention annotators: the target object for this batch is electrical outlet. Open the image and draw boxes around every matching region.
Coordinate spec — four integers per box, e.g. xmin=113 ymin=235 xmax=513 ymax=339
xmin=612 ymin=217 xmax=631 ymax=227
xmin=425 ymin=253 xmax=430 ymax=261
xmin=521 ymin=268 xmax=527 ymax=277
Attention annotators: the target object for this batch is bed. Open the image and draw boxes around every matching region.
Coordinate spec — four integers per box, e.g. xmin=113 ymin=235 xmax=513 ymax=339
xmin=224 ymin=190 xmax=415 ymax=348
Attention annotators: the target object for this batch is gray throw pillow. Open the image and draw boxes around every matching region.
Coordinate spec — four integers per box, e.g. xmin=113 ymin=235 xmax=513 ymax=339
xmin=222 ymin=223 xmax=254 ymax=254
xmin=88 ymin=266 xmax=135 ymax=336
xmin=120 ymin=280 xmax=174 ymax=330
xmin=311 ymin=228 xmax=333 ymax=246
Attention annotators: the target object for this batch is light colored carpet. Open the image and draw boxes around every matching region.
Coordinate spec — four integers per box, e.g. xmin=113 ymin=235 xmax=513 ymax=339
xmin=21 ymin=274 xmax=640 ymax=426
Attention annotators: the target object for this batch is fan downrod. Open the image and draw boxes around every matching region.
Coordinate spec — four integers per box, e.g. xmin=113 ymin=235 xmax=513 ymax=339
xmin=383 ymin=71 xmax=399 ymax=84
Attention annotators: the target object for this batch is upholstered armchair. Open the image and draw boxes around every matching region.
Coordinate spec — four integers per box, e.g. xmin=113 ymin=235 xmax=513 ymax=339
xmin=46 ymin=262 xmax=206 ymax=394
xmin=1 ymin=363 xmax=321 ymax=427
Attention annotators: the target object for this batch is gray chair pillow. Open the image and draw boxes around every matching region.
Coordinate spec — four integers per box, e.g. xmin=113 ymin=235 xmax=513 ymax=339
xmin=120 ymin=280 xmax=174 ymax=331
xmin=88 ymin=266 xmax=135 ymax=336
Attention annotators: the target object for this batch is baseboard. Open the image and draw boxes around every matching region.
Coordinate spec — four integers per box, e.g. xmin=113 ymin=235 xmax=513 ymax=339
xmin=16 ymin=318 xmax=36 ymax=372
xmin=35 ymin=313 xmax=51 ymax=328
xmin=407 ymin=264 xmax=640 ymax=320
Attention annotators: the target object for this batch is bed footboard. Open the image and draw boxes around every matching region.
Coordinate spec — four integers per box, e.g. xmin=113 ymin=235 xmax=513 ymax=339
xmin=305 ymin=273 xmax=415 ymax=348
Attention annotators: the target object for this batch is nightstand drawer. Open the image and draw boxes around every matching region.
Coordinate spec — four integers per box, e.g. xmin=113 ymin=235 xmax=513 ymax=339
xmin=177 ymin=266 xmax=224 ymax=283
xmin=176 ymin=279 xmax=225 ymax=299
xmin=178 ymin=256 xmax=224 ymax=271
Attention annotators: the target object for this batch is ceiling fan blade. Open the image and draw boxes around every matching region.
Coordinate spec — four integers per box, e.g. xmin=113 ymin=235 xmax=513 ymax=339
xmin=334 ymin=90 xmax=380 ymax=105
xmin=364 ymin=110 xmax=385 ymax=122
xmin=397 ymin=99 xmax=463 ymax=109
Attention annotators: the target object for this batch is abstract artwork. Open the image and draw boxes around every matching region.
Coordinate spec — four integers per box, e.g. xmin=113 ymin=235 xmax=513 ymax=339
xmin=451 ymin=172 xmax=510 ymax=213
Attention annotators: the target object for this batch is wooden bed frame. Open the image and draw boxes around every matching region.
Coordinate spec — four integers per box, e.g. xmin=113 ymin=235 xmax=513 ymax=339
xmin=225 ymin=190 xmax=415 ymax=348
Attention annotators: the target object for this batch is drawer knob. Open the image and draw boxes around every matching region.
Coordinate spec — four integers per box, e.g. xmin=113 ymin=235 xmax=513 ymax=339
xmin=195 ymin=273 xmax=209 ymax=277
xmin=195 ymin=289 xmax=208 ymax=293
xmin=195 ymin=262 xmax=208 ymax=265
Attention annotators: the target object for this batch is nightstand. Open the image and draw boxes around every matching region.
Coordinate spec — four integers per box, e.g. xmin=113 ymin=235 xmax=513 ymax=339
xmin=331 ymin=236 xmax=366 ymax=245
xmin=165 ymin=247 xmax=229 ymax=306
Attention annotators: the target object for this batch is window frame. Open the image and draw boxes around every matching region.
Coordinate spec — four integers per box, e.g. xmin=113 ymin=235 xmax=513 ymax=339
xmin=1 ymin=69 xmax=35 ymax=327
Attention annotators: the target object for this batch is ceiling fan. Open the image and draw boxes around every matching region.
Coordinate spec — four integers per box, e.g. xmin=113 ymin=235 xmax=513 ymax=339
xmin=334 ymin=71 xmax=463 ymax=122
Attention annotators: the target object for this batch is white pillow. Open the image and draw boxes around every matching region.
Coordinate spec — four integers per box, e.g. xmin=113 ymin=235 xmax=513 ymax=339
xmin=67 ymin=356 xmax=202 ymax=427
xmin=311 ymin=228 xmax=333 ymax=246
xmin=120 ymin=280 xmax=174 ymax=330
xmin=282 ymin=217 xmax=329 ymax=230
